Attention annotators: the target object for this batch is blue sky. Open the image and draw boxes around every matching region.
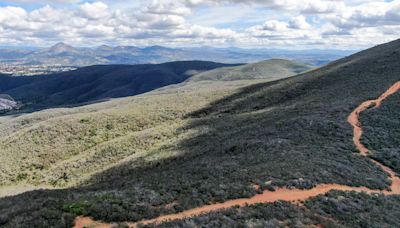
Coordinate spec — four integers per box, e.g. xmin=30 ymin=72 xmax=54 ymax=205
xmin=0 ymin=0 xmax=399 ymax=49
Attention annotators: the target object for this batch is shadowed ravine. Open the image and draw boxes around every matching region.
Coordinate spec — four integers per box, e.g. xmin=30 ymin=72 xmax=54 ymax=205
xmin=74 ymin=81 xmax=400 ymax=228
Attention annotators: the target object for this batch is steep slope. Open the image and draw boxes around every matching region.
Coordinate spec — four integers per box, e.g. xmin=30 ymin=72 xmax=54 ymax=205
xmin=141 ymin=192 xmax=400 ymax=228
xmin=189 ymin=59 xmax=312 ymax=82
xmin=0 ymin=61 xmax=235 ymax=110
xmin=112 ymin=80 xmax=400 ymax=227
xmin=0 ymin=39 xmax=399 ymax=227
xmin=361 ymin=88 xmax=400 ymax=174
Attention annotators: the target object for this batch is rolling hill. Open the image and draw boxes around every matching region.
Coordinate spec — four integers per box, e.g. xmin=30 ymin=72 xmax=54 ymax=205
xmin=0 ymin=61 xmax=236 ymax=111
xmin=189 ymin=59 xmax=312 ymax=82
xmin=0 ymin=39 xmax=400 ymax=227
xmin=0 ymin=59 xmax=313 ymax=112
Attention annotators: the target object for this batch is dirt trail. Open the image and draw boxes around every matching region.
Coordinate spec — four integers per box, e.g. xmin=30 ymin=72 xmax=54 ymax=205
xmin=74 ymin=81 xmax=400 ymax=228
xmin=348 ymin=81 xmax=400 ymax=156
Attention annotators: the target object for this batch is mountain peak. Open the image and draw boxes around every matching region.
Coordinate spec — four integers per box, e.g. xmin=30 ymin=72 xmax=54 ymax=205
xmin=49 ymin=42 xmax=76 ymax=53
xmin=97 ymin=44 xmax=112 ymax=50
xmin=143 ymin=45 xmax=171 ymax=51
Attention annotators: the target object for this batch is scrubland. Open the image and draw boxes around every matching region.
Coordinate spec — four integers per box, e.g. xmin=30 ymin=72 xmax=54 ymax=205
xmin=1 ymin=39 xmax=400 ymax=227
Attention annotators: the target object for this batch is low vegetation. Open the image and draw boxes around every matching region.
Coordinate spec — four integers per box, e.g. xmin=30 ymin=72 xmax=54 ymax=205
xmin=305 ymin=191 xmax=400 ymax=227
xmin=361 ymin=92 xmax=400 ymax=175
xmin=0 ymin=61 xmax=234 ymax=111
xmin=0 ymin=80 xmax=257 ymax=187
xmin=152 ymin=191 xmax=400 ymax=228
xmin=0 ymin=39 xmax=400 ymax=227
xmin=148 ymin=201 xmax=333 ymax=228
xmin=189 ymin=59 xmax=312 ymax=82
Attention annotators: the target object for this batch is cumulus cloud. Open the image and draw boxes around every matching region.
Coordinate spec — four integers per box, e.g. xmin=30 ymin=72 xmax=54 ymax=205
xmin=288 ymin=16 xmax=311 ymax=29
xmin=0 ymin=0 xmax=399 ymax=48
xmin=146 ymin=1 xmax=191 ymax=16
xmin=327 ymin=0 xmax=400 ymax=29
xmin=0 ymin=1 xmax=239 ymax=46
xmin=246 ymin=16 xmax=318 ymax=44
xmin=0 ymin=7 xmax=27 ymax=26
xmin=5 ymin=0 xmax=80 ymax=3
xmin=181 ymin=0 xmax=345 ymax=14
xmin=79 ymin=2 xmax=110 ymax=19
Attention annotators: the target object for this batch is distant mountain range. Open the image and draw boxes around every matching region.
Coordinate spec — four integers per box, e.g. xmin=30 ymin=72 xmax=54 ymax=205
xmin=0 ymin=42 xmax=355 ymax=67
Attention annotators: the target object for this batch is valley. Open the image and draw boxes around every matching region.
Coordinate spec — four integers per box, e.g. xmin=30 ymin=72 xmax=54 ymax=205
xmin=0 ymin=61 xmax=238 ymax=112
xmin=1 ymin=1 xmax=399 ymax=227
xmin=0 ymin=39 xmax=399 ymax=228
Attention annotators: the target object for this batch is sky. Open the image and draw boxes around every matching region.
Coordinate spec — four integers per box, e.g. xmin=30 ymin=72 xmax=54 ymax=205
xmin=0 ymin=0 xmax=399 ymax=49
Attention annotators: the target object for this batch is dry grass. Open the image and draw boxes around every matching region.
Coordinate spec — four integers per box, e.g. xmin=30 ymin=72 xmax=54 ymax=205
xmin=0 ymin=80 xmax=265 ymax=188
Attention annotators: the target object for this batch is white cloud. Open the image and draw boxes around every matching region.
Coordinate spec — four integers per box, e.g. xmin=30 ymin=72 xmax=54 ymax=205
xmin=79 ymin=2 xmax=110 ymax=20
xmin=0 ymin=0 xmax=399 ymax=48
xmin=5 ymin=0 xmax=80 ymax=3
xmin=0 ymin=7 xmax=27 ymax=25
xmin=288 ymin=16 xmax=311 ymax=29
xmin=322 ymin=0 xmax=400 ymax=29
xmin=181 ymin=0 xmax=345 ymax=14
xmin=146 ymin=1 xmax=191 ymax=16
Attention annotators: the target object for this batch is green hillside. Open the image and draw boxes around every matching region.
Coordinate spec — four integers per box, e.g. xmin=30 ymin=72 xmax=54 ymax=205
xmin=0 ymin=61 xmax=235 ymax=111
xmin=361 ymin=92 xmax=400 ymax=174
xmin=189 ymin=59 xmax=312 ymax=82
xmin=0 ymin=79 xmax=262 ymax=188
xmin=0 ymin=39 xmax=400 ymax=227
xmin=157 ymin=191 xmax=400 ymax=227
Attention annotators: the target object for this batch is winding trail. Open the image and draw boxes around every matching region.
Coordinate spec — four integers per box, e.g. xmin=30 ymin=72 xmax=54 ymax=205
xmin=74 ymin=81 xmax=400 ymax=228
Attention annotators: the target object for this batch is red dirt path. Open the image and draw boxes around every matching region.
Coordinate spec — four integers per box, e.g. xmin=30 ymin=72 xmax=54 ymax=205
xmin=74 ymin=81 xmax=400 ymax=228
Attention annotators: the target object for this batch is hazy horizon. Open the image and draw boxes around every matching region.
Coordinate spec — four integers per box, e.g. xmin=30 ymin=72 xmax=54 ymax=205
xmin=0 ymin=42 xmax=362 ymax=52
